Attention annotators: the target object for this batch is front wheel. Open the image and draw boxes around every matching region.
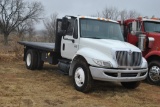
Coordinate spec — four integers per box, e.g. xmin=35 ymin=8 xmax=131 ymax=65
xmin=147 ymin=61 xmax=160 ymax=85
xmin=121 ymin=81 xmax=141 ymax=89
xmin=73 ymin=59 xmax=93 ymax=93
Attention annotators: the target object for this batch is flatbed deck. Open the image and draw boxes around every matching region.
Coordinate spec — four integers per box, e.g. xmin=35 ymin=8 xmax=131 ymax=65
xmin=18 ymin=41 xmax=55 ymax=52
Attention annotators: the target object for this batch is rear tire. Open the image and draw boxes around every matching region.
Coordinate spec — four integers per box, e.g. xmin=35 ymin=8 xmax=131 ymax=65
xmin=25 ymin=49 xmax=38 ymax=70
xmin=147 ymin=61 xmax=160 ymax=85
xmin=37 ymin=52 xmax=44 ymax=70
xmin=121 ymin=81 xmax=141 ymax=89
xmin=72 ymin=58 xmax=93 ymax=93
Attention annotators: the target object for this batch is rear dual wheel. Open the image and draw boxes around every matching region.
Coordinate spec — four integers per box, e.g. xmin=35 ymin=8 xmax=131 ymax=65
xmin=37 ymin=52 xmax=44 ymax=70
xmin=26 ymin=49 xmax=44 ymax=70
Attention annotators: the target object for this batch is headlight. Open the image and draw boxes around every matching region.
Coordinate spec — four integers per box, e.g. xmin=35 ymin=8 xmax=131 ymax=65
xmin=93 ymin=59 xmax=112 ymax=68
xmin=141 ymin=58 xmax=148 ymax=68
xmin=142 ymin=61 xmax=148 ymax=68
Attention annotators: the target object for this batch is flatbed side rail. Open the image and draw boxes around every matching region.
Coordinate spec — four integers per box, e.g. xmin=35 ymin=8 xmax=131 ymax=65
xmin=18 ymin=41 xmax=55 ymax=52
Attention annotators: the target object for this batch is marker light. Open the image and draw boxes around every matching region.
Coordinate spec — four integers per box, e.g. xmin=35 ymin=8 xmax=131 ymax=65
xmin=97 ymin=18 xmax=101 ymax=20
xmin=151 ymin=18 xmax=159 ymax=20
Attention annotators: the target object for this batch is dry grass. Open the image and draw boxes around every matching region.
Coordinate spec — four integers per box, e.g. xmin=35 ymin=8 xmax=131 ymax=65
xmin=0 ymin=60 xmax=159 ymax=107
xmin=0 ymin=37 xmax=159 ymax=107
xmin=0 ymin=35 xmax=23 ymax=61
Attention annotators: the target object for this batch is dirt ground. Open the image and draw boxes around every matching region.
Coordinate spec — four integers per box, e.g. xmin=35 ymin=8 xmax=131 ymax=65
xmin=0 ymin=57 xmax=160 ymax=107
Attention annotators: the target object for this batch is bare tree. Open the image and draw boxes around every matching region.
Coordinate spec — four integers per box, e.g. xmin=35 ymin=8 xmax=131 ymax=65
xmin=101 ymin=7 xmax=141 ymax=21
xmin=40 ymin=30 xmax=48 ymax=42
xmin=102 ymin=6 xmax=120 ymax=20
xmin=17 ymin=23 xmax=27 ymax=39
xmin=17 ymin=20 xmax=36 ymax=41
xmin=127 ymin=10 xmax=141 ymax=19
xmin=0 ymin=0 xmax=44 ymax=45
xmin=90 ymin=11 xmax=101 ymax=17
xmin=119 ymin=9 xmax=128 ymax=20
xmin=119 ymin=9 xmax=141 ymax=20
xmin=26 ymin=22 xmax=36 ymax=41
xmin=43 ymin=13 xmax=58 ymax=42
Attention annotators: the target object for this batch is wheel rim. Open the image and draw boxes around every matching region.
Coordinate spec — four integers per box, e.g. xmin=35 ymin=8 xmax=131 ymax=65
xmin=26 ymin=53 xmax=31 ymax=66
xmin=149 ymin=66 xmax=160 ymax=82
xmin=74 ymin=67 xmax=85 ymax=87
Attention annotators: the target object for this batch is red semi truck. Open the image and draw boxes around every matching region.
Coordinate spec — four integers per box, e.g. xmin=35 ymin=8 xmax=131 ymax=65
xmin=120 ymin=17 xmax=160 ymax=85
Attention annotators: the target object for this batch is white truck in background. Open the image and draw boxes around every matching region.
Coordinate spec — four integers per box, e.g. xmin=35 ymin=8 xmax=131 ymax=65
xmin=19 ymin=15 xmax=148 ymax=93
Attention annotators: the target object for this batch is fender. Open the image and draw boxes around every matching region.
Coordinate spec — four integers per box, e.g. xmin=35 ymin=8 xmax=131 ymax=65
xmin=145 ymin=51 xmax=160 ymax=59
xmin=72 ymin=47 xmax=117 ymax=67
xmin=69 ymin=47 xmax=116 ymax=76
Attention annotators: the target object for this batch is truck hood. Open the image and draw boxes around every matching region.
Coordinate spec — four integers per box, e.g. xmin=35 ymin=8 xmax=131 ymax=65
xmin=147 ymin=32 xmax=160 ymax=37
xmin=78 ymin=38 xmax=142 ymax=67
xmin=79 ymin=38 xmax=140 ymax=52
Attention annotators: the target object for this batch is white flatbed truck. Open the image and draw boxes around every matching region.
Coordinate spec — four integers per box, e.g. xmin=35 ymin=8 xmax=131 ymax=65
xmin=19 ymin=15 xmax=148 ymax=93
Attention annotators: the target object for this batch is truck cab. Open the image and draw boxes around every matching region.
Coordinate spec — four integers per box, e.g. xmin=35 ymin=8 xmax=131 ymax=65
xmin=19 ymin=15 xmax=148 ymax=92
xmin=122 ymin=17 xmax=160 ymax=85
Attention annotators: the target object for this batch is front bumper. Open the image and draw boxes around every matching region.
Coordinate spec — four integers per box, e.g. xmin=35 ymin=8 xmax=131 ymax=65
xmin=90 ymin=66 xmax=148 ymax=82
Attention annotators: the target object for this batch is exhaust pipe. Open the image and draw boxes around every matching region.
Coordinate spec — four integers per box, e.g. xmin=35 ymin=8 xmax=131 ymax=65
xmin=148 ymin=37 xmax=155 ymax=48
xmin=138 ymin=34 xmax=146 ymax=51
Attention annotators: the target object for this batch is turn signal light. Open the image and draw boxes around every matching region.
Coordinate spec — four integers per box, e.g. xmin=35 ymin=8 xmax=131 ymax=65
xmin=81 ymin=16 xmax=85 ymax=18
xmin=151 ymin=18 xmax=159 ymax=20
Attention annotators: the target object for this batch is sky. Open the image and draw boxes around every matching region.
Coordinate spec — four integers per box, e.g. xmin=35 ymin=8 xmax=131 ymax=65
xmin=27 ymin=0 xmax=160 ymax=30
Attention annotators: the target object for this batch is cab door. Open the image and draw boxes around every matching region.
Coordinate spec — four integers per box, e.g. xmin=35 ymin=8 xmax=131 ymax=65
xmin=126 ymin=21 xmax=141 ymax=46
xmin=61 ymin=18 xmax=79 ymax=59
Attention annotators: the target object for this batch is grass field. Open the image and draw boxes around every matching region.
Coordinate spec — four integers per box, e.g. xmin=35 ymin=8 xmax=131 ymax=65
xmin=0 ymin=54 xmax=159 ymax=107
xmin=0 ymin=39 xmax=159 ymax=107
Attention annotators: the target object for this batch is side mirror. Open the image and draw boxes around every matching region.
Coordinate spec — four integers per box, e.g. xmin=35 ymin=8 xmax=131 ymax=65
xmin=61 ymin=17 xmax=69 ymax=30
xmin=131 ymin=21 xmax=137 ymax=35
xmin=132 ymin=21 xmax=137 ymax=31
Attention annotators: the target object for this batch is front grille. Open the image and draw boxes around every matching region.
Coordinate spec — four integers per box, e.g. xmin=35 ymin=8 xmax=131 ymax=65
xmin=104 ymin=72 xmax=138 ymax=77
xmin=131 ymin=52 xmax=142 ymax=66
xmin=121 ymin=73 xmax=138 ymax=77
xmin=116 ymin=51 xmax=142 ymax=67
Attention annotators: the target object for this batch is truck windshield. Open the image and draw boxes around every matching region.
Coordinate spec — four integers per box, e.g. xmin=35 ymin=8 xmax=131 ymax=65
xmin=80 ymin=19 xmax=124 ymax=41
xmin=144 ymin=21 xmax=160 ymax=33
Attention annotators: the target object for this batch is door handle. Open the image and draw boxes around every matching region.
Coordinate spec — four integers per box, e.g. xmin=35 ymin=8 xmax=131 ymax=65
xmin=72 ymin=39 xmax=75 ymax=43
xmin=63 ymin=43 xmax=65 ymax=50
xmin=63 ymin=37 xmax=75 ymax=43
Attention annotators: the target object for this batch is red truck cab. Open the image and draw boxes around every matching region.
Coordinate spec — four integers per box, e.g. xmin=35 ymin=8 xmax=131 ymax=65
xmin=121 ymin=17 xmax=160 ymax=85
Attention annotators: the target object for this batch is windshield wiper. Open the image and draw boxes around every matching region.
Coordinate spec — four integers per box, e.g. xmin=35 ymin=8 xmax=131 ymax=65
xmin=84 ymin=37 xmax=101 ymax=39
xmin=153 ymin=31 xmax=160 ymax=33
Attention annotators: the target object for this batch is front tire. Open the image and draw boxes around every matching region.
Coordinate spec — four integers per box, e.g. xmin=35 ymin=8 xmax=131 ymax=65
xmin=147 ymin=61 xmax=160 ymax=85
xmin=73 ymin=59 xmax=93 ymax=93
xmin=121 ymin=81 xmax=141 ymax=89
xmin=25 ymin=49 xmax=38 ymax=70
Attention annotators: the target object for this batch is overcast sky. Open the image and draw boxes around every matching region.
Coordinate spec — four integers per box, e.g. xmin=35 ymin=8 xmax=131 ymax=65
xmin=27 ymin=0 xmax=160 ymax=30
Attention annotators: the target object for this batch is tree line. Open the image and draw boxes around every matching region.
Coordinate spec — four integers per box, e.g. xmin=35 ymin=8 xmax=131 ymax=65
xmin=0 ymin=0 xmax=142 ymax=45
